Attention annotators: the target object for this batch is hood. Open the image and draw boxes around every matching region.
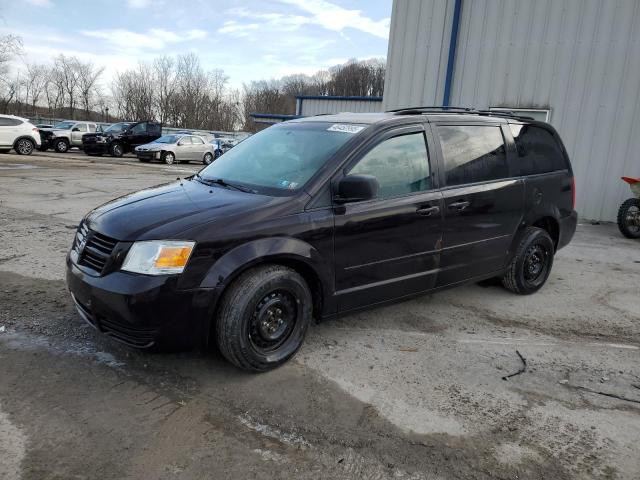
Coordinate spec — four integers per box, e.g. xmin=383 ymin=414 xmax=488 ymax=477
xmin=85 ymin=178 xmax=285 ymax=241
xmin=50 ymin=129 xmax=69 ymax=136
xmin=135 ymin=143 xmax=162 ymax=151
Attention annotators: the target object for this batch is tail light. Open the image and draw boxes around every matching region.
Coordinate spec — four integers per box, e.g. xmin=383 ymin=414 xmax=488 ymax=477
xmin=570 ymin=176 xmax=576 ymax=210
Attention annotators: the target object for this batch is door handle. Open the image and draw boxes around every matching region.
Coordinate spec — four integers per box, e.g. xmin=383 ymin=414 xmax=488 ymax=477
xmin=416 ymin=205 xmax=440 ymax=217
xmin=448 ymin=200 xmax=470 ymax=210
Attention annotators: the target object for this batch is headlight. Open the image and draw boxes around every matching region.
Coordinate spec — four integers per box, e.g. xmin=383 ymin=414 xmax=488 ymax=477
xmin=121 ymin=240 xmax=195 ymax=275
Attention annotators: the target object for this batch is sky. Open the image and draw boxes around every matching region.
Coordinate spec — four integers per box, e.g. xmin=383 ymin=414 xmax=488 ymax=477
xmin=0 ymin=0 xmax=392 ymax=88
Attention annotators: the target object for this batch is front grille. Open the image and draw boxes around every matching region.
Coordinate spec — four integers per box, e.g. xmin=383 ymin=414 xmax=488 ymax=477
xmin=74 ymin=223 xmax=118 ymax=274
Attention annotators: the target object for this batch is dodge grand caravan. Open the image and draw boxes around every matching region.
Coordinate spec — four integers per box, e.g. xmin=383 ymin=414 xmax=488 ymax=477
xmin=66 ymin=108 xmax=577 ymax=371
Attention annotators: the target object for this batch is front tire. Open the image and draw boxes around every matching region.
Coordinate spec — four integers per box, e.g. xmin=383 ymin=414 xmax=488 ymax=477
xmin=216 ymin=265 xmax=312 ymax=372
xmin=617 ymin=198 xmax=640 ymax=239
xmin=163 ymin=151 xmax=175 ymax=165
xmin=53 ymin=139 xmax=69 ymax=153
xmin=110 ymin=143 xmax=123 ymax=157
xmin=502 ymin=227 xmax=554 ymax=295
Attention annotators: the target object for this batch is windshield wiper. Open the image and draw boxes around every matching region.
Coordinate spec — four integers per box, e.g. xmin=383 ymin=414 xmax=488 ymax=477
xmin=196 ymin=175 xmax=256 ymax=194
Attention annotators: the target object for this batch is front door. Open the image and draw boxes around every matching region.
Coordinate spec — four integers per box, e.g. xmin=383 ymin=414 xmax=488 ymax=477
xmin=333 ymin=126 xmax=443 ymax=311
xmin=433 ymin=123 xmax=524 ymax=286
xmin=71 ymin=123 xmax=87 ymax=146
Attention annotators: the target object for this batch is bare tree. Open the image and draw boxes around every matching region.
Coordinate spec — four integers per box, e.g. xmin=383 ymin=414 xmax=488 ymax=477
xmin=23 ymin=63 xmax=49 ymax=115
xmin=77 ymin=61 xmax=105 ymax=118
xmin=0 ymin=34 xmax=23 ymax=113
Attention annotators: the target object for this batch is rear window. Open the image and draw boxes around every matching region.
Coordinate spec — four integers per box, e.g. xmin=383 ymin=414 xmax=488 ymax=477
xmin=437 ymin=125 xmax=508 ymax=186
xmin=510 ymin=124 xmax=567 ymax=175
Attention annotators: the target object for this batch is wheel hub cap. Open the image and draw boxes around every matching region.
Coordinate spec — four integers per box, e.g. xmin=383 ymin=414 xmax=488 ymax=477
xmin=524 ymin=245 xmax=546 ymax=281
xmin=250 ymin=291 xmax=296 ymax=349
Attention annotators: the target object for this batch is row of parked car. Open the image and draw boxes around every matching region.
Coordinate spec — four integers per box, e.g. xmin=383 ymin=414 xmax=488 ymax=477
xmin=0 ymin=114 xmax=238 ymax=164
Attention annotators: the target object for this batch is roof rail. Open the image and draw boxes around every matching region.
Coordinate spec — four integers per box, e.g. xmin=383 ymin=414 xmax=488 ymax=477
xmin=387 ymin=106 xmax=536 ymax=121
xmin=388 ymin=106 xmax=474 ymax=114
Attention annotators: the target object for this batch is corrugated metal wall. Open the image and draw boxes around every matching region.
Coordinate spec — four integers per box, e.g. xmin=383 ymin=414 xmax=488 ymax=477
xmin=299 ymin=98 xmax=383 ymax=116
xmin=384 ymin=0 xmax=640 ymax=222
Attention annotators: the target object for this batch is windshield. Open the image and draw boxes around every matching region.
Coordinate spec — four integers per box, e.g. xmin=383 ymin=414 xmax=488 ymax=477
xmin=199 ymin=122 xmax=363 ymax=194
xmin=104 ymin=122 xmax=131 ymax=133
xmin=54 ymin=121 xmax=75 ymax=130
xmin=153 ymin=135 xmax=180 ymax=144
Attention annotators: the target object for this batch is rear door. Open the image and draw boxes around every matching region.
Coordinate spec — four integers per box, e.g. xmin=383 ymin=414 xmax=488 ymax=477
xmin=433 ymin=122 xmax=523 ymax=286
xmin=333 ymin=125 xmax=444 ymax=311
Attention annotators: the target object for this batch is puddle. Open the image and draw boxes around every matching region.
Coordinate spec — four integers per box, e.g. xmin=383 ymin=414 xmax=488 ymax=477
xmin=0 ymin=163 xmax=38 ymax=170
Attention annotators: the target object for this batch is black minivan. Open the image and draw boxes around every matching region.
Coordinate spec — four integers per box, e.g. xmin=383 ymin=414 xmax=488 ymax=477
xmin=66 ymin=108 xmax=577 ymax=371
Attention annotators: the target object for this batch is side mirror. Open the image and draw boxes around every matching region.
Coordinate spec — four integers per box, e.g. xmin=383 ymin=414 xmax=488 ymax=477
xmin=177 ymin=141 xmax=184 ymax=146
xmin=334 ymin=174 xmax=379 ymax=203
xmin=72 ymin=127 xmax=79 ymax=132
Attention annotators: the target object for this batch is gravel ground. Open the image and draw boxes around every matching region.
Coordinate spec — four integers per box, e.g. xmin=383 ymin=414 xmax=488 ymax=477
xmin=0 ymin=151 xmax=639 ymax=480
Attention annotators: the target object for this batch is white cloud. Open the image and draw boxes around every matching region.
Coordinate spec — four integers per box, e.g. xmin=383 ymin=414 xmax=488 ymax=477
xmin=225 ymin=7 xmax=311 ymax=32
xmin=80 ymin=28 xmax=207 ymax=51
xmin=127 ymin=0 xmax=151 ymax=8
xmin=278 ymin=0 xmax=390 ymax=39
xmin=218 ymin=21 xmax=260 ymax=37
xmin=24 ymin=0 xmax=52 ymax=6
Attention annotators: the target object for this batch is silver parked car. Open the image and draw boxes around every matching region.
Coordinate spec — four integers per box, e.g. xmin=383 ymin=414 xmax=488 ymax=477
xmin=135 ymin=134 xmax=216 ymax=165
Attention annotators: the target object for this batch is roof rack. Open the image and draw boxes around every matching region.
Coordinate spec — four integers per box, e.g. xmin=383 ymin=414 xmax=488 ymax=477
xmin=387 ymin=106 xmax=535 ymax=121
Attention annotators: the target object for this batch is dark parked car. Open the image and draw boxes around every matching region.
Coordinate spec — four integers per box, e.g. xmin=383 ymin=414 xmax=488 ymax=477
xmin=82 ymin=121 xmax=162 ymax=157
xmin=66 ymin=108 xmax=577 ymax=371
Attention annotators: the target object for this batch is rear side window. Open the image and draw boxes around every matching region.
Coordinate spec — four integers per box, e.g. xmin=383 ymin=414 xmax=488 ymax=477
xmin=349 ymin=132 xmax=432 ymax=199
xmin=0 ymin=117 xmax=23 ymax=126
xmin=510 ymin=124 xmax=567 ymax=175
xmin=437 ymin=125 xmax=508 ymax=186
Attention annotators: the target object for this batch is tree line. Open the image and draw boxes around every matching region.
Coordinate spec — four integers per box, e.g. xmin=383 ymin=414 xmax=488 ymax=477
xmin=0 ymin=32 xmax=385 ymax=132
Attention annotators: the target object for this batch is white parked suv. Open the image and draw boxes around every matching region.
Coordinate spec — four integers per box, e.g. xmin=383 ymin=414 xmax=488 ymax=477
xmin=0 ymin=114 xmax=41 ymax=155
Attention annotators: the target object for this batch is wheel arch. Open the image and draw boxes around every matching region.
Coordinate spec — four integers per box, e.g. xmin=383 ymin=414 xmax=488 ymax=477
xmin=200 ymin=237 xmax=331 ymax=323
xmin=13 ymin=135 xmax=37 ymax=148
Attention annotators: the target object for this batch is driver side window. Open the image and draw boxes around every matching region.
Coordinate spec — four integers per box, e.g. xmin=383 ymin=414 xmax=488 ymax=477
xmin=349 ymin=132 xmax=432 ymax=199
xmin=131 ymin=122 xmax=146 ymax=134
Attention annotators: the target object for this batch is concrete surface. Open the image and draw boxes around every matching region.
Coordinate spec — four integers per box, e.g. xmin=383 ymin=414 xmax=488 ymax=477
xmin=0 ymin=151 xmax=639 ymax=480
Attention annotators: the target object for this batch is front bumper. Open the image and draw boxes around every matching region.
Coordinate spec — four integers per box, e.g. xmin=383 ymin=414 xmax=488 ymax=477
xmin=82 ymin=143 xmax=109 ymax=155
xmin=66 ymin=255 xmax=217 ymax=349
xmin=136 ymin=151 xmax=161 ymax=160
xmin=557 ymin=210 xmax=578 ymax=250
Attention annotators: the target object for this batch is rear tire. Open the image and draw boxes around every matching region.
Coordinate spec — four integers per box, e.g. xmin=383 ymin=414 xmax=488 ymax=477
xmin=617 ymin=198 xmax=640 ymax=239
xmin=215 ymin=265 xmax=312 ymax=372
xmin=203 ymin=152 xmax=213 ymax=165
xmin=502 ymin=227 xmax=554 ymax=295
xmin=54 ymin=139 xmax=69 ymax=153
xmin=15 ymin=138 xmax=35 ymax=155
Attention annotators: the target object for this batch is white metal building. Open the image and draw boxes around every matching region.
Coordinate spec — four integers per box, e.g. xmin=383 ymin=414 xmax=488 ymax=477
xmin=295 ymin=95 xmax=383 ymax=116
xmin=383 ymin=0 xmax=640 ymax=221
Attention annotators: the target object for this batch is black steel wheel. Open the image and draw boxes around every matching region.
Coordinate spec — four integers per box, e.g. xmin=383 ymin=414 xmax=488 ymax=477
xmin=502 ymin=227 xmax=554 ymax=295
xmin=216 ymin=265 xmax=312 ymax=372
xmin=617 ymin=198 xmax=640 ymax=239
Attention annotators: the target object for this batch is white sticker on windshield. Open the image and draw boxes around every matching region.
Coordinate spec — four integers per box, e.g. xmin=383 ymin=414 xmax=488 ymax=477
xmin=327 ymin=124 xmax=365 ymax=134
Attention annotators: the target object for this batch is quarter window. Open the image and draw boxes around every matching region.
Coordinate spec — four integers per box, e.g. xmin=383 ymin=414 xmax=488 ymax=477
xmin=437 ymin=125 xmax=508 ymax=186
xmin=349 ymin=132 xmax=431 ymax=199
xmin=510 ymin=124 xmax=567 ymax=175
